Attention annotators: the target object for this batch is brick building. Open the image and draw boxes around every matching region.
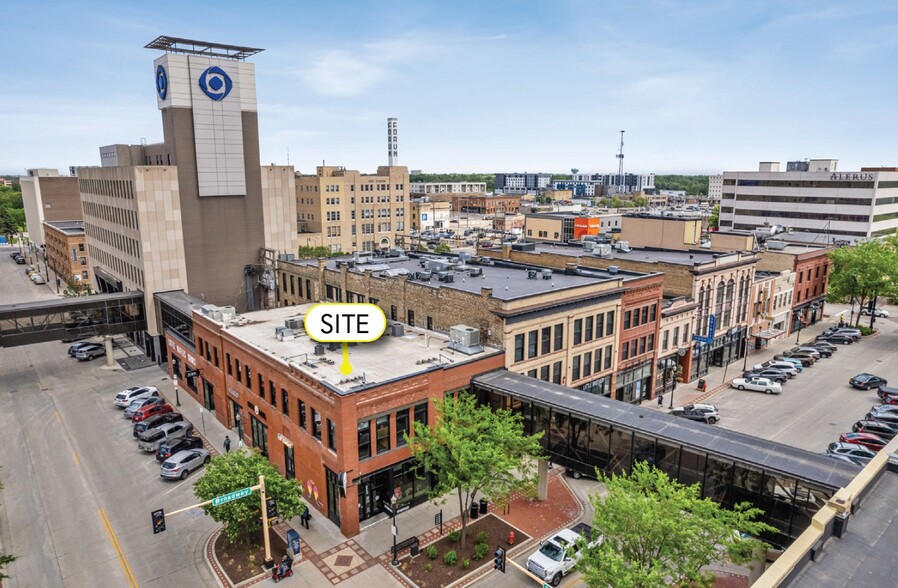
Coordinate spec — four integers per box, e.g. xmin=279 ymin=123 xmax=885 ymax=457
xmin=428 ymin=193 xmax=521 ymax=215
xmin=755 ymin=243 xmax=832 ymax=334
xmin=166 ymin=304 xmax=503 ymax=537
xmin=42 ymin=220 xmax=92 ymax=290
xmin=615 ymin=274 xmax=664 ymax=403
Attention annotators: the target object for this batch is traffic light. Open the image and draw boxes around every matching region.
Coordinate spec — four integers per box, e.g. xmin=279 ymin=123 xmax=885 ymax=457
xmin=266 ymin=497 xmax=278 ymax=519
xmin=493 ymin=547 xmax=505 ymax=573
xmin=151 ymin=509 xmax=166 ymax=534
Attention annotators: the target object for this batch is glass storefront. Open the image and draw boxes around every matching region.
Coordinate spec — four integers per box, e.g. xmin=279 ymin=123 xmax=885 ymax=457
xmin=690 ymin=326 xmax=747 ymax=382
xmin=356 ymin=458 xmax=433 ymax=524
xmin=615 ymin=361 xmax=653 ymax=403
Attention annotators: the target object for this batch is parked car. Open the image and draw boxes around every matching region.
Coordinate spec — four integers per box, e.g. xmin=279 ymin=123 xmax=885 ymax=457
xmin=123 ymin=396 xmax=165 ymax=418
xmin=741 ymin=369 xmax=788 ymax=384
xmin=74 ymin=343 xmax=106 ymax=361
xmin=769 ymin=357 xmax=805 ymax=370
xmin=776 ymin=350 xmax=815 ymax=366
xmin=797 ymin=346 xmax=829 ymax=358
xmin=824 ymin=452 xmax=869 ymax=467
xmin=860 ymin=307 xmax=890 ymax=317
xmin=852 ymin=419 xmax=898 ymax=440
xmin=156 ymin=435 xmax=204 ymax=462
xmin=876 ymin=385 xmax=898 ymax=398
xmin=133 ymin=411 xmax=182 ymax=438
xmin=819 ymin=333 xmax=854 ymax=345
xmin=871 ymin=404 xmax=898 ymax=415
xmin=115 ymin=386 xmax=160 ymax=408
xmin=878 ymin=392 xmax=898 ymax=406
xmin=826 ymin=441 xmax=876 ymax=462
xmin=160 ymin=448 xmax=211 ymax=480
xmin=839 ymin=432 xmax=889 ymax=452
xmin=754 ymin=361 xmax=800 ymax=376
xmin=137 ymin=421 xmax=194 ymax=453
xmin=849 ymin=373 xmax=888 ymax=390
xmin=731 ymin=377 xmax=782 ymax=394
xmin=789 ymin=346 xmax=822 ymax=359
xmin=69 ymin=342 xmax=96 ymax=357
xmin=131 ymin=402 xmax=174 ymax=423
xmin=866 ymin=409 xmax=898 ymax=427
xmin=810 ymin=341 xmax=838 ymax=353
xmin=670 ymin=403 xmax=720 ymax=424
xmin=13 ymin=256 xmax=25 ymax=264
xmin=830 ymin=328 xmax=862 ymax=340
xmin=31 ymin=275 xmax=45 ymax=284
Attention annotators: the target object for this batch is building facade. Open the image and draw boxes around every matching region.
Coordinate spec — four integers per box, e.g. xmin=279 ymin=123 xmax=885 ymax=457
xmin=495 ymin=173 xmax=552 ymax=195
xmin=428 ymin=193 xmax=521 ymax=215
xmin=656 ymin=297 xmax=697 ymax=397
xmin=708 ymin=174 xmax=723 ymax=203
xmin=720 ymin=161 xmax=898 ymax=243
xmin=615 ymin=275 xmax=664 ymax=403
xmin=755 ymin=244 xmax=831 ymax=335
xmin=409 ymin=199 xmax=451 ymax=232
xmin=620 ymin=215 xmax=703 ymax=250
xmin=409 ymin=182 xmax=486 ymax=195
xmin=19 ymin=169 xmax=81 ymax=247
xmin=42 ymin=220 xmax=92 ymax=290
xmin=296 ymin=165 xmax=410 ymax=254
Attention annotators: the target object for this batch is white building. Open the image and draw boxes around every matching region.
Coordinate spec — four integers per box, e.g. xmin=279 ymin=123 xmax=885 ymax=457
xmin=708 ymin=174 xmax=723 ymax=202
xmin=720 ymin=160 xmax=898 ymax=244
xmin=409 ymin=182 xmax=486 ymax=195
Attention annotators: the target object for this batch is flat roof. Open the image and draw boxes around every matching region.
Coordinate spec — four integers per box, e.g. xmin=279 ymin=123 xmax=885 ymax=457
xmin=788 ymin=471 xmax=898 ymax=586
xmin=144 ymin=36 xmax=263 ymax=60
xmin=531 ymin=243 xmax=741 ymax=267
xmin=154 ymin=290 xmax=207 ymax=316
xmin=474 ymin=370 xmax=856 ymax=490
xmin=205 ymin=304 xmax=502 ymax=395
xmin=43 ymin=220 xmax=84 ymax=235
xmin=293 ymin=254 xmax=624 ymax=301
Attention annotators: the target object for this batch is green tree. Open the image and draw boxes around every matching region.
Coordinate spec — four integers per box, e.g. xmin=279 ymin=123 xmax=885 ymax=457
xmin=408 ymin=392 xmax=544 ymax=549
xmin=577 ymin=462 xmax=773 ymax=588
xmin=0 ymin=208 xmax=17 ymax=242
xmin=709 ymin=204 xmax=720 ymax=229
xmin=194 ymin=451 xmax=305 ymax=544
xmin=296 ymin=245 xmax=342 ymax=259
xmin=827 ymin=236 xmax=898 ymax=327
xmin=654 ymin=175 xmax=709 ymax=196
xmin=633 ymin=195 xmax=648 ymax=208
xmin=434 ymin=243 xmax=451 ymax=254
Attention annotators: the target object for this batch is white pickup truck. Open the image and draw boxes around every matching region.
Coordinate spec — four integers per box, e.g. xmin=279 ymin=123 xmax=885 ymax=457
xmin=526 ymin=523 xmax=600 ymax=586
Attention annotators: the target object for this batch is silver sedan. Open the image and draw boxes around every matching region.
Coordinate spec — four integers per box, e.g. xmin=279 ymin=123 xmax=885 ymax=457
xmin=160 ymin=448 xmax=211 ymax=480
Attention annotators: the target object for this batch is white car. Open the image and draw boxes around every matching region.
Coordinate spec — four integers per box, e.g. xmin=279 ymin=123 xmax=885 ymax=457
xmin=860 ymin=307 xmax=890 ymax=318
xmin=754 ymin=361 xmax=800 ymax=376
xmin=114 ymin=386 xmax=160 ymax=408
xmin=731 ymin=377 xmax=782 ymax=395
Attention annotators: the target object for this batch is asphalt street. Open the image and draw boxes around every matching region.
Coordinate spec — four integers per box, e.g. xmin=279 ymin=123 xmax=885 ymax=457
xmin=0 ymin=246 xmax=218 ymax=588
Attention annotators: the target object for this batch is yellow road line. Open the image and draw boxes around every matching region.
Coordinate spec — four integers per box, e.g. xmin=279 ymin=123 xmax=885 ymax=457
xmin=99 ymin=508 xmax=138 ymax=588
xmin=54 ymin=411 xmax=61 ymax=423
xmin=72 ymin=451 xmax=80 ymax=465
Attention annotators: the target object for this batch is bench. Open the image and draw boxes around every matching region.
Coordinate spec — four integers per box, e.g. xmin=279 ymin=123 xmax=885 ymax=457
xmin=391 ymin=536 xmax=419 ymax=556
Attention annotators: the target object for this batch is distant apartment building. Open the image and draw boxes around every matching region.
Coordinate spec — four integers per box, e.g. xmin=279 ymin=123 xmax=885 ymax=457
xmin=719 ymin=160 xmax=898 ymax=243
xmin=554 ymin=173 xmax=656 ymax=197
xmin=410 ymin=198 xmax=451 ymax=232
xmin=43 ymin=220 xmax=92 ymax=289
xmin=19 ymin=168 xmax=82 ymax=247
xmin=708 ymin=174 xmax=723 ymax=202
xmin=429 ymin=193 xmax=520 ymax=215
xmin=409 ymin=182 xmax=486 ymax=195
xmin=495 ymin=173 xmax=552 ymax=195
xmin=296 ymin=165 xmax=410 ymax=254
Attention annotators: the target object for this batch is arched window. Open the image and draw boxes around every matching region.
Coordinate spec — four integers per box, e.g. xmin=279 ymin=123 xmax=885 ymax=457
xmin=715 ymin=281 xmax=725 ymax=323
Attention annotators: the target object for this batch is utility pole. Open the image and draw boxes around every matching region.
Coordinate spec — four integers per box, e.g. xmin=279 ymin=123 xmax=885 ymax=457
xmin=616 ymin=130 xmax=625 ymax=195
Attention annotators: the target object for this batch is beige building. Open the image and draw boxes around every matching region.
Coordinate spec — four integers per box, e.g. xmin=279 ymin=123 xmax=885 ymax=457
xmin=19 ymin=168 xmax=82 ymax=247
xmin=296 ymin=165 xmax=410 ymax=254
xmin=708 ymin=230 xmax=756 ymax=252
xmin=410 ymin=199 xmax=451 ymax=232
xmin=43 ymin=220 xmax=92 ymax=290
xmin=656 ymin=297 xmax=697 ymax=397
xmin=620 ymin=215 xmax=703 ymax=250
xmin=409 ymin=181 xmax=486 ymax=195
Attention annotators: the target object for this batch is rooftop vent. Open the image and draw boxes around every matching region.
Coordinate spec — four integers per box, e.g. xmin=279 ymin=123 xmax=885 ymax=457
xmin=438 ymin=273 xmax=454 ymax=283
xmin=541 ymin=269 xmax=553 ymax=280
xmin=608 ymin=265 xmax=619 ymax=274
xmin=468 ymin=267 xmax=483 ymax=277
xmin=448 ymin=325 xmax=484 ymax=355
xmin=314 ymin=343 xmax=326 ymax=356
xmin=285 ymin=318 xmax=303 ymax=330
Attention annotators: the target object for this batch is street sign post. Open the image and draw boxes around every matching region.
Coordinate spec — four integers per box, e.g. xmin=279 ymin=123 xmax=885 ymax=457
xmin=212 ymin=487 xmax=253 ymax=507
xmin=693 ymin=314 xmax=717 ymax=344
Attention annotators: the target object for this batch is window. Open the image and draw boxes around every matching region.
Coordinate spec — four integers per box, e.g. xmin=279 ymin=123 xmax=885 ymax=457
xmin=624 ymin=311 xmax=631 ymax=330
xmin=390 ymin=305 xmax=397 ymax=321
xmin=672 ymin=327 xmax=680 ymax=347
xmin=648 ymin=334 xmax=655 ymax=351
xmin=213 ymin=347 xmax=219 ymax=368
xmin=642 ymin=306 xmax=649 ymax=324
xmin=376 ymin=415 xmax=390 ymax=453
xmin=299 ymin=400 xmax=307 ymax=429
xmin=622 ymin=341 xmax=629 ymax=360
xmin=606 ymin=311 xmax=615 ymax=336
xmin=262 ymin=374 xmax=268 ymax=401
xmin=595 ymin=313 xmax=604 ymax=338
xmin=574 ymin=319 xmax=583 ymax=345
xmin=662 ymin=330 xmax=669 ymax=350
xmin=358 ymin=420 xmax=371 ymax=459
xmin=235 ymin=359 xmax=242 ymax=383
xmin=554 ymin=324 xmax=564 ymax=351
xmin=226 ymin=353 xmax=232 ymax=376
xmin=245 ymin=365 xmax=251 ymax=391
xmin=584 ymin=316 xmax=593 ymax=342
xmin=572 ymin=356 xmax=581 ymax=381
xmin=633 ymin=309 xmax=640 ymax=327
xmin=604 ymin=345 xmax=613 ymax=369
xmin=527 ymin=368 xmax=537 ymax=378
xmin=528 ymin=330 xmax=538 ymax=358
xmin=514 ymin=334 xmax=525 ymax=362
xmin=540 ymin=365 xmax=550 ymax=381
xmin=327 ymin=419 xmax=337 ymax=451
xmin=583 ymin=351 xmax=592 ymax=377
xmin=594 ymin=348 xmax=602 ymax=373
xmin=552 ymin=361 xmax=562 ymax=384
xmin=312 ymin=409 xmax=322 ymax=440
xmin=281 ymin=389 xmax=289 ymax=416
xmin=396 ymin=409 xmax=410 ymax=447
xmin=649 ymin=304 xmax=657 ymax=322
xmin=683 ymin=324 xmax=690 ymax=344
xmin=407 ymin=309 xmax=415 ymax=326
xmin=414 ymin=402 xmax=428 ymax=426
xmin=541 ymin=327 xmax=551 ymax=355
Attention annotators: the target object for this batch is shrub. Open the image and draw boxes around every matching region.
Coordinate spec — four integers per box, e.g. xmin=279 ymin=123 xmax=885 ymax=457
xmin=448 ymin=530 xmax=461 ymax=543
xmin=462 ymin=558 xmax=471 ymax=569
xmin=472 ymin=542 xmax=489 ymax=561
xmin=424 ymin=563 xmax=433 ymax=572
xmin=858 ymin=325 xmax=874 ymax=336
xmin=444 ymin=550 xmax=457 ymax=566
xmin=427 ymin=545 xmax=438 ymax=560
xmin=476 ymin=531 xmax=489 ymax=545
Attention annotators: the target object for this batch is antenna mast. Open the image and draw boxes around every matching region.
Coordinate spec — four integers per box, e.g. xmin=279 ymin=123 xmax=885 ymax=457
xmin=616 ymin=130 xmax=625 ymax=194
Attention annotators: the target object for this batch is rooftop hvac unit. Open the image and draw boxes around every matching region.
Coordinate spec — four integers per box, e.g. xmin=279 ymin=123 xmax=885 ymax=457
xmin=328 ymin=342 xmax=340 ymax=351
xmin=314 ymin=343 xmax=326 ymax=356
xmin=448 ymin=325 xmax=485 ymax=355
xmin=468 ymin=267 xmax=483 ymax=277
xmin=594 ymin=244 xmax=612 ymax=258
xmin=511 ymin=242 xmax=536 ymax=252
xmin=439 ymin=273 xmax=454 ymax=283
xmin=391 ymin=323 xmax=405 ymax=337
xmin=608 ymin=265 xmax=619 ymax=274
xmin=426 ymin=260 xmax=448 ymax=272
xmin=285 ymin=318 xmax=303 ymax=330
xmin=458 ymin=252 xmax=470 ymax=263
xmin=767 ymin=241 xmax=788 ymax=250
xmin=527 ymin=269 xmax=538 ymax=279
xmin=582 ymin=241 xmax=596 ymax=252
xmin=416 ymin=271 xmax=433 ymax=280
xmin=277 ymin=328 xmax=295 ymax=341
xmin=220 ymin=306 xmax=237 ymax=322
xmin=541 ymin=269 xmax=553 ymax=280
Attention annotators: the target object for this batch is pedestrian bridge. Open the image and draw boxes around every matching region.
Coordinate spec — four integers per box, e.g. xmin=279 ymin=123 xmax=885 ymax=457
xmin=472 ymin=370 xmax=856 ymax=544
xmin=0 ymin=291 xmax=146 ymax=347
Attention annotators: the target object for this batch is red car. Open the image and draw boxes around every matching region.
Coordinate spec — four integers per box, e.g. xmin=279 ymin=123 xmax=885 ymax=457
xmin=839 ymin=432 xmax=889 ymax=452
xmin=879 ymin=393 xmax=898 ymax=405
xmin=131 ymin=403 xmax=174 ymax=423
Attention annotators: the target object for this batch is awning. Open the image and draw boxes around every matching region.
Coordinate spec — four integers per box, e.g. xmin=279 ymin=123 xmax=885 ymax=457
xmin=754 ymin=328 xmax=785 ymax=340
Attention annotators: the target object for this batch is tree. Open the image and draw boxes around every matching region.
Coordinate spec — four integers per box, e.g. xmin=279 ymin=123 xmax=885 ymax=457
xmin=0 ymin=208 xmax=17 ymax=242
xmin=654 ymin=175 xmax=709 ymax=196
xmin=0 ymin=471 xmax=14 ymax=579
xmin=827 ymin=236 xmax=898 ymax=327
xmin=296 ymin=245 xmax=342 ymax=259
xmin=408 ymin=392 xmax=544 ymax=549
xmin=194 ymin=451 xmax=305 ymax=544
xmin=577 ymin=462 xmax=774 ymax=588
xmin=709 ymin=204 xmax=720 ymax=229
xmin=434 ymin=243 xmax=451 ymax=254
xmin=633 ymin=195 xmax=648 ymax=208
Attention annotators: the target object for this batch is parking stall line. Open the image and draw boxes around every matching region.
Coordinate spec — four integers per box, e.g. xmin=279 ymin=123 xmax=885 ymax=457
xmin=72 ymin=451 xmax=80 ymax=465
xmin=99 ymin=507 xmax=139 ymax=588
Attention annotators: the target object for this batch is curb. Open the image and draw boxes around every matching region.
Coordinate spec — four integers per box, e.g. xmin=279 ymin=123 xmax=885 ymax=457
xmin=204 ymin=525 xmax=270 ymax=588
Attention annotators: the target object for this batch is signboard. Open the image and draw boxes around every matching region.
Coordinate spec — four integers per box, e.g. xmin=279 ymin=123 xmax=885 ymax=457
xmin=212 ymin=487 xmax=252 ymax=507
xmin=692 ymin=314 xmax=716 ymax=344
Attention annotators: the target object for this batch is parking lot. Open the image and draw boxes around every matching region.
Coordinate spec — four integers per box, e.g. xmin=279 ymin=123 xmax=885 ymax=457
xmin=703 ymin=306 xmax=898 ymax=457
xmin=0 ymin=246 xmax=218 ymax=587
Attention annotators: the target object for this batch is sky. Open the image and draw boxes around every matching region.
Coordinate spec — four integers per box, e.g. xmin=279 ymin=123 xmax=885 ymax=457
xmin=2 ymin=0 xmax=897 ymax=176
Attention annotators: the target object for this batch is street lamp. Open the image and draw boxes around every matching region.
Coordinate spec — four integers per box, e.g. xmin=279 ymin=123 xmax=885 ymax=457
xmin=390 ymin=494 xmax=399 ymax=567
xmin=173 ymin=376 xmax=181 ymax=407
xmin=794 ymin=310 xmax=803 ymax=344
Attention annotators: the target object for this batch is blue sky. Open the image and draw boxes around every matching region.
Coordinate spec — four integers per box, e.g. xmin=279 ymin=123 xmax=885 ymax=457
xmin=3 ymin=0 xmax=897 ymax=176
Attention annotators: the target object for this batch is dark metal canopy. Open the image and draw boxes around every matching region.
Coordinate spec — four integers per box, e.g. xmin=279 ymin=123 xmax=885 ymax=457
xmin=145 ymin=36 xmax=264 ymax=60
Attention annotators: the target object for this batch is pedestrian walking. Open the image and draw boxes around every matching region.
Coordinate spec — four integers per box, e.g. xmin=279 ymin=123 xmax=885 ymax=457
xmin=224 ymin=435 xmax=231 ymax=454
xmin=657 ymin=394 xmax=664 ymax=407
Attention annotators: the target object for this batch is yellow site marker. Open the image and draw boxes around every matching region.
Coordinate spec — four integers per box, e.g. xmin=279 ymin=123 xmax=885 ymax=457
xmin=340 ymin=342 xmax=352 ymax=375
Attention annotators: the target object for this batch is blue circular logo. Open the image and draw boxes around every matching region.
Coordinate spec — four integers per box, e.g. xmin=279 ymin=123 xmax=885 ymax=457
xmin=199 ymin=66 xmax=233 ymax=101
xmin=156 ymin=65 xmax=167 ymax=100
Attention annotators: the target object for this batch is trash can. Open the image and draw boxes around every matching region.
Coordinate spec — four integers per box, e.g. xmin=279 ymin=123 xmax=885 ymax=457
xmin=697 ymin=378 xmax=706 ymax=391
xmin=469 ymin=502 xmax=479 ymax=520
xmin=479 ymin=498 xmax=488 ymax=515
xmin=410 ymin=541 xmax=420 ymax=557
xmin=286 ymin=529 xmax=301 ymax=558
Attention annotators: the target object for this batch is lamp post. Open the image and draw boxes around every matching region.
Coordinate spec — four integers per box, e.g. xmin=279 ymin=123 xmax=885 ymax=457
xmin=794 ymin=310 xmax=802 ymax=344
xmin=173 ymin=376 xmax=181 ymax=407
xmin=390 ymin=494 xmax=399 ymax=567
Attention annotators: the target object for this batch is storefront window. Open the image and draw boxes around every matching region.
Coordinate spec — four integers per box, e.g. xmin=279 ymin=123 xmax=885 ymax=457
xmin=376 ymin=415 xmax=390 ymax=453
xmin=358 ymin=420 xmax=371 ymax=459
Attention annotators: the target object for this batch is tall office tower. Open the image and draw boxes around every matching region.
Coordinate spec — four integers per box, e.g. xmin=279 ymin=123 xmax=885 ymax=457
xmin=387 ymin=118 xmax=398 ymax=166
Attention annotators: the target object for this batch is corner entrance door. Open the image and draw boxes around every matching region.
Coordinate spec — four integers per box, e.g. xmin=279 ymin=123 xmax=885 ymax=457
xmin=202 ymin=379 xmax=215 ymax=411
xmin=285 ymin=445 xmax=295 ymax=480
xmin=325 ymin=468 xmax=341 ymax=526
xmin=250 ymin=415 xmax=268 ymax=457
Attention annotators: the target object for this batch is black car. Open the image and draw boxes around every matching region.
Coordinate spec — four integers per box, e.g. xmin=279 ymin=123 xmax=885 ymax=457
xmin=156 ymin=435 xmax=204 ymax=462
xmin=849 ymin=373 xmax=888 ymax=390
xmin=133 ymin=412 xmax=182 ymax=438
xmin=14 ymin=256 xmax=25 ymax=265
xmin=810 ymin=341 xmax=838 ymax=353
xmin=742 ymin=369 xmax=788 ymax=384
xmin=820 ymin=334 xmax=854 ymax=345
xmin=853 ymin=419 xmax=898 ymax=440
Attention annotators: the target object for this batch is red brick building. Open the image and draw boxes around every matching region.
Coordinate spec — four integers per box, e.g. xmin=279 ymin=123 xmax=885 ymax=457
xmin=614 ymin=274 xmax=664 ymax=403
xmin=755 ymin=244 xmax=832 ymax=335
xmin=166 ymin=304 xmax=503 ymax=537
